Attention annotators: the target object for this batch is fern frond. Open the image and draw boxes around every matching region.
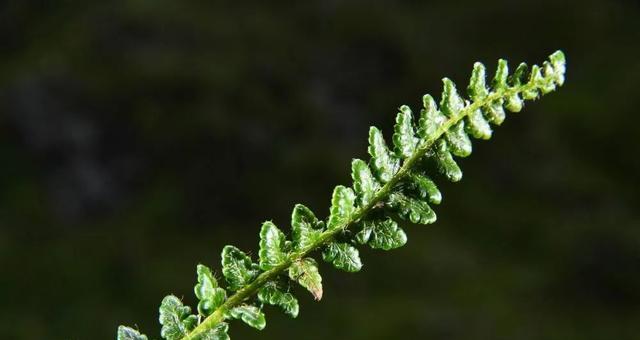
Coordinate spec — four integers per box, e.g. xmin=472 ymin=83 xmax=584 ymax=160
xmin=118 ymin=50 xmax=567 ymax=340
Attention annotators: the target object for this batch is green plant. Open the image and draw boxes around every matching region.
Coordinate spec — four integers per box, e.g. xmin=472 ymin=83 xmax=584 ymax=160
xmin=118 ymin=50 xmax=566 ymax=340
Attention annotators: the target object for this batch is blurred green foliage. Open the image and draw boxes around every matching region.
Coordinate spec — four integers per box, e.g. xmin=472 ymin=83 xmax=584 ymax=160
xmin=0 ymin=1 xmax=638 ymax=339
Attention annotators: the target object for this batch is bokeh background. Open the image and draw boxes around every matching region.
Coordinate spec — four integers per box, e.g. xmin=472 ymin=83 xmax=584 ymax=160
xmin=1 ymin=1 xmax=639 ymax=339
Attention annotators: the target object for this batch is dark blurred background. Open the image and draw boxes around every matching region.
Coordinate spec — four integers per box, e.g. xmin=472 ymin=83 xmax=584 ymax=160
xmin=1 ymin=1 xmax=639 ymax=339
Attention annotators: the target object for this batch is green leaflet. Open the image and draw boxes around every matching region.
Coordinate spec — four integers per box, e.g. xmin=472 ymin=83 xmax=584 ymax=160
xmin=440 ymin=78 xmax=465 ymax=117
xmin=506 ymin=63 xmax=528 ymax=111
xmin=351 ymin=159 xmax=380 ymax=207
xmin=368 ymin=126 xmax=399 ymax=183
xmin=442 ymin=78 xmax=473 ymax=157
xmin=549 ymin=50 xmax=566 ymax=86
xmin=527 ymin=65 xmax=544 ymax=97
xmin=493 ymin=60 xmax=524 ymax=113
xmin=445 ymin=120 xmax=472 ymax=157
xmin=492 ymin=59 xmax=509 ymax=90
xmin=259 ymin=221 xmax=288 ymax=270
xmin=417 ymin=94 xmax=447 ymax=140
xmin=327 ymin=185 xmax=356 ymax=230
xmin=520 ymin=64 xmax=538 ymax=100
xmin=227 ymin=305 xmax=266 ymax=330
xmin=482 ymin=98 xmax=506 ymax=125
xmin=322 ymin=242 xmax=363 ymax=272
xmin=393 ymin=105 xmax=419 ymax=158
xmin=258 ymin=280 xmax=299 ymax=318
xmin=289 ymin=258 xmax=323 ymax=300
xmin=466 ymin=108 xmax=492 ymax=140
xmin=221 ymin=245 xmax=259 ymax=291
xmin=291 ymin=204 xmax=323 ymax=250
xmin=468 ymin=62 xmax=505 ymax=126
xmin=356 ymin=218 xmax=406 ymax=250
xmin=117 ymin=326 xmax=148 ymax=340
xmin=388 ymin=192 xmax=437 ymax=225
xmin=467 ymin=62 xmax=489 ymax=101
xmin=121 ymin=51 xmax=567 ymax=340
xmin=194 ymin=264 xmax=227 ymax=317
xmin=510 ymin=63 xmax=529 ymax=87
xmin=159 ymin=295 xmax=198 ymax=340
xmin=195 ymin=323 xmax=230 ymax=340
xmin=541 ymin=61 xmax=558 ymax=94
xmin=434 ymin=139 xmax=463 ymax=182
xmin=409 ymin=173 xmax=441 ymax=204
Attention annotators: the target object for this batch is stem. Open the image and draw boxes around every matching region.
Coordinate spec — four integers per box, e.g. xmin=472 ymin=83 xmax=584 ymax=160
xmin=184 ymin=83 xmax=535 ymax=339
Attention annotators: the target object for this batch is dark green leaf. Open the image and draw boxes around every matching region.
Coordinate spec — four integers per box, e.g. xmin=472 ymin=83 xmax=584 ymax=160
xmin=434 ymin=139 xmax=462 ymax=182
xmin=194 ymin=323 xmax=230 ymax=340
xmin=227 ymin=305 xmax=266 ymax=330
xmin=354 ymin=221 xmax=373 ymax=245
xmin=467 ymin=62 xmax=489 ymax=101
xmin=194 ymin=264 xmax=226 ymax=317
xmin=440 ymin=78 xmax=465 ymax=117
xmin=505 ymin=92 xmax=523 ymax=112
xmin=159 ymin=295 xmax=198 ymax=340
xmin=465 ymin=108 xmax=492 ymax=139
xmin=445 ymin=121 xmax=472 ymax=157
xmin=491 ymin=59 xmax=509 ymax=91
xmin=356 ymin=218 xmax=406 ymax=250
xmin=509 ymin=62 xmax=528 ymax=87
xmin=322 ymin=242 xmax=362 ymax=272
xmin=525 ymin=65 xmax=543 ymax=98
xmin=417 ymin=94 xmax=447 ymax=140
xmin=482 ymin=99 xmax=506 ymax=125
xmin=259 ymin=221 xmax=287 ymax=270
xmin=548 ymin=50 xmax=566 ymax=86
xmin=291 ymin=204 xmax=323 ymax=250
xmin=387 ymin=193 xmax=437 ymax=225
xmin=351 ymin=159 xmax=380 ymax=207
xmin=117 ymin=326 xmax=148 ymax=340
xmin=289 ymin=258 xmax=323 ymax=300
xmin=393 ymin=105 xmax=418 ymax=158
xmin=368 ymin=218 xmax=407 ymax=250
xmin=221 ymin=246 xmax=259 ymax=291
xmin=327 ymin=185 xmax=356 ymax=230
xmin=409 ymin=173 xmax=441 ymax=204
xmin=368 ymin=126 xmax=399 ymax=182
xmin=540 ymin=61 xmax=557 ymax=94
xmin=258 ymin=280 xmax=299 ymax=318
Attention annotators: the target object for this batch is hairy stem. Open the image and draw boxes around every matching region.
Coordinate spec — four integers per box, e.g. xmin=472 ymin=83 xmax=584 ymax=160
xmin=184 ymin=83 xmax=534 ymax=339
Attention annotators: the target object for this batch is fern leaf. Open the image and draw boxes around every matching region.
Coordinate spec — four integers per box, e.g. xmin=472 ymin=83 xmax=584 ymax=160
xmin=356 ymin=218 xmax=407 ymax=250
xmin=259 ymin=221 xmax=288 ymax=270
xmin=117 ymin=326 xmax=148 ymax=340
xmin=197 ymin=323 xmax=230 ymax=340
xmin=221 ymin=246 xmax=259 ymax=291
xmin=409 ymin=173 xmax=442 ymax=204
xmin=388 ymin=192 xmax=437 ymax=225
xmin=322 ymin=242 xmax=363 ymax=272
xmin=194 ymin=264 xmax=226 ymax=317
xmin=258 ymin=280 xmax=299 ymax=318
xmin=393 ymin=105 xmax=419 ymax=158
xmin=227 ymin=305 xmax=266 ymax=330
xmin=351 ymin=158 xmax=380 ymax=207
xmin=291 ymin=204 xmax=323 ymax=250
xmin=120 ymin=50 xmax=567 ymax=340
xmin=368 ymin=126 xmax=399 ymax=182
xmin=417 ymin=94 xmax=446 ymax=140
xmin=327 ymin=185 xmax=356 ymax=229
xmin=434 ymin=139 xmax=463 ymax=182
xmin=445 ymin=120 xmax=473 ymax=157
xmin=159 ymin=296 xmax=198 ymax=340
xmin=289 ymin=258 xmax=323 ymax=300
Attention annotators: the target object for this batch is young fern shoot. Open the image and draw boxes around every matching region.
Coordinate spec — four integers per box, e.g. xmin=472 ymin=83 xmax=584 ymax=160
xmin=118 ymin=50 xmax=567 ymax=340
